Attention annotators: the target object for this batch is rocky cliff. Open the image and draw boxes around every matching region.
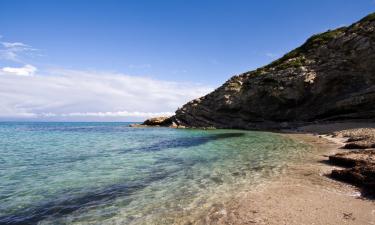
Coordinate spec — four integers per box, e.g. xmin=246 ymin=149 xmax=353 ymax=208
xmin=169 ymin=13 xmax=375 ymax=129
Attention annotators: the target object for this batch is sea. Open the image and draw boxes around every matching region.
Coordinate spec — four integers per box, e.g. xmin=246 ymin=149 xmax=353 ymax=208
xmin=0 ymin=122 xmax=312 ymax=224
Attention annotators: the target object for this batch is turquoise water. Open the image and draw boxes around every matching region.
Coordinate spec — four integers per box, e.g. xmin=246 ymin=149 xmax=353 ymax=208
xmin=0 ymin=122 xmax=311 ymax=224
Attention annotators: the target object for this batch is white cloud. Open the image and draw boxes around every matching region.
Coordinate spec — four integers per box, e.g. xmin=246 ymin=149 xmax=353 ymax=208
xmin=1 ymin=64 xmax=37 ymax=76
xmin=2 ymin=42 xmax=29 ymax=48
xmin=0 ymin=41 xmax=38 ymax=62
xmin=0 ymin=69 xmax=212 ymax=121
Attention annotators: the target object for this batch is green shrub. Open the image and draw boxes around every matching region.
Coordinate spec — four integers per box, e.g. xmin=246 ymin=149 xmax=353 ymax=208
xmin=359 ymin=12 xmax=375 ymax=23
xmin=243 ymin=18 xmax=355 ymax=75
xmin=300 ymin=28 xmax=345 ymax=51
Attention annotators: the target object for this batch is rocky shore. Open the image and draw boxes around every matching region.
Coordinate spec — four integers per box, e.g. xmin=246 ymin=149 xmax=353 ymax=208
xmin=166 ymin=13 xmax=375 ymax=130
xmin=328 ymin=128 xmax=375 ymax=197
xmin=139 ymin=13 xmax=375 ymax=131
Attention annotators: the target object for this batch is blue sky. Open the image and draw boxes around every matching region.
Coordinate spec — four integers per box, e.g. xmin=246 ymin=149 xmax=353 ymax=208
xmin=0 ymin=0 xmax=374 ymax=121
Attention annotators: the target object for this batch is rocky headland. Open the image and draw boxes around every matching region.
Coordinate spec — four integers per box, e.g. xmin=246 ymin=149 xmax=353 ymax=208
xmin=145 ymin=13 xmax=375 ymax=130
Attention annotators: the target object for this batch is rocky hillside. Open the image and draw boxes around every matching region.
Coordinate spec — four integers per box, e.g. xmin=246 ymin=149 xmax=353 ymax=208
xmin=170 ymin=13 xmax=375 ymax=129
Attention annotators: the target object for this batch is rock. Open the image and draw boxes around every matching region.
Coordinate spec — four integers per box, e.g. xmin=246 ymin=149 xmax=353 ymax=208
xmin=169 ymin=12 xmax=375 ymax=129
xmin=329 ymin=150 xmax=375 ymax=167
xmin=329 ymin=149 xmax=375 ymax=197
xmin=347 ymin=136 xmax=367 ymax=142
xmin=331 ymin=164 xmax=375 ymax=196
xmin=142 ymin=117 xmax=172 ymax=126
xmin=129 ymin=124 xmax=148 ymax=128
xmin=331 ymin=167 xmax=365 ymax=185
xmin=344 ymin=142 xmax=375 ymax=149
xmin=333 ymin=128 xmax=375 ymax=149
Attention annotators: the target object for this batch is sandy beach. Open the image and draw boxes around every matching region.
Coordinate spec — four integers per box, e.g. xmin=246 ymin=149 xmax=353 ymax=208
xmin=194 ymin=123 xmax=375 ymax=225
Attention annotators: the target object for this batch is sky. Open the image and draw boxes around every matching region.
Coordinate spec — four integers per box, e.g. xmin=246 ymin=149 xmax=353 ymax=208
xmin=0 ymin=0 xmax=374 ymax=121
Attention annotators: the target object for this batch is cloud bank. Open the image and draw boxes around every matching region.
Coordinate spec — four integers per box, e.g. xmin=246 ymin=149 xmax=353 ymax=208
xmin=0 ymin=69 xmax=212 ymax=121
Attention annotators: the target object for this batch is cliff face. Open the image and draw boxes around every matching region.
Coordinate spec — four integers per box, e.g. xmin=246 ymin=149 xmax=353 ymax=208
xmin=171 ymin=13 xmax=375 ymax=129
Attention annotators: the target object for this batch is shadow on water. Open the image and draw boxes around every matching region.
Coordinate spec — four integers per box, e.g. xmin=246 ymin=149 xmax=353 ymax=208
xmin=0 ymin=133 xmax=244 ymax=225
xmin=123 ymin=132 xmax=245 ymax=153
xmin=0 ymin=170 xmax=172 ymax=225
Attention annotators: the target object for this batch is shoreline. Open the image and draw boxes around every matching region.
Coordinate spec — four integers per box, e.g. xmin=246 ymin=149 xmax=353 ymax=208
xmin=192 ymin=123 xmax=375 ymax=225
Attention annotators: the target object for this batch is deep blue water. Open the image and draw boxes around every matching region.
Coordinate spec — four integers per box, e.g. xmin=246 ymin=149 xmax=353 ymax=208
xmin=0 ymin=122 xmax=311 ymax=224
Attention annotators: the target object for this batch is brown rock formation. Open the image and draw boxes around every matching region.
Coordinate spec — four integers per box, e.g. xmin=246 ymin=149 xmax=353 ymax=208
xmin=329 ymin=128 xmax=375 ymax=197
xmin=333 ymin=127 xmax=375 ymax=149
xmin=329 ymin=150 xmax=375 ymax=167
xmin=331 ymin=163 xmax=375 ymax=196
xmin=142 ymin=117 xmax=173 ymax=126
xmin=168 ymin=13 xmax=375 ymax=129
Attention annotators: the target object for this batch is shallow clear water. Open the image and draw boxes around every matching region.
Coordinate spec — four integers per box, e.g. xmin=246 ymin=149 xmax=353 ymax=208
xmin=0 ymin=122 xmax=311 ymax=224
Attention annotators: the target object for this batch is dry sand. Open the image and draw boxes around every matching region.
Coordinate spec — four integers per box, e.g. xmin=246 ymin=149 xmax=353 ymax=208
xmin=193 ymin=123 xmax=375 ymax=225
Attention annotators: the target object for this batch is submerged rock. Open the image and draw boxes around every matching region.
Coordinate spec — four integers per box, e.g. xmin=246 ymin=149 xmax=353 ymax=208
xmin=129 ymin=124 xmax=148 ymax=128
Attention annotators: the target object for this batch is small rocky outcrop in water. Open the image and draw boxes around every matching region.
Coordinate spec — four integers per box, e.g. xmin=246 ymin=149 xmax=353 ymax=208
xmin=328 ymin=128 xmax=375 ymax=197
xmin=154 ymin=13 xmax=375 ymax=129
xmin=129 ymin=117 xmax=173 ymax=128
xmin=142 ymin=117 xmax=172 ymax=126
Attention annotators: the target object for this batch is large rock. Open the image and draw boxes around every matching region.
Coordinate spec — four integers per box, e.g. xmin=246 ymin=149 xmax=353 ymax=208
xmin=329 ymin=150 xmax=375 ymax=167
xmin=170 ymin=13 xmax=375 ymax=129
xmin=331 ymin=164 xmax=375 ymax=196
xmin=142 ymin=117 xmax=173 ymax=126
xmin=332 ymin=128 xmax=375 ymax=149
xmin=329 ymin=150 xmax=375 ymax=196
xmin=328 ymin=128 xmax=375 ymax=197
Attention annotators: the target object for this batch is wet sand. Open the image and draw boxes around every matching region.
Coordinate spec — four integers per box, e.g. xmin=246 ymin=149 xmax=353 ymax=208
xmin=193 ymin=123 xmax=375 ymax=225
